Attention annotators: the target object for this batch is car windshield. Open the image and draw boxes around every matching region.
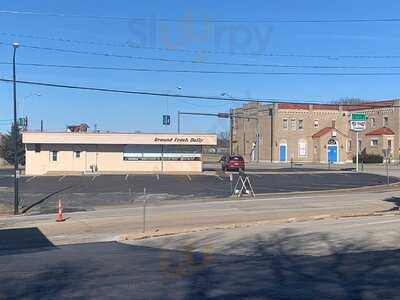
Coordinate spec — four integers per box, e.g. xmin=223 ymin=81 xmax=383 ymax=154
xmin=230 ymin=156 xmax=243 ymax=161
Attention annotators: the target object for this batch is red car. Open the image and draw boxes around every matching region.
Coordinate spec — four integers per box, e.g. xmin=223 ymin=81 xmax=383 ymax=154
xmin=220 ymin=155 xmax=245 ymax=171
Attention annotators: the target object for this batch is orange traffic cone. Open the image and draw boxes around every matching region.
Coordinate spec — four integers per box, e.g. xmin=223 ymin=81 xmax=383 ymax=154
xmin=56 ymin=199 xmax=65 ymax=222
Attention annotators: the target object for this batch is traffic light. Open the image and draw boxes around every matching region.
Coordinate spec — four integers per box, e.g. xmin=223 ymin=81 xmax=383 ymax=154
xmin=17 ymin=116 xmax=28 ymax=128
xmin=163 ymin=115 xmax=171 ymax=126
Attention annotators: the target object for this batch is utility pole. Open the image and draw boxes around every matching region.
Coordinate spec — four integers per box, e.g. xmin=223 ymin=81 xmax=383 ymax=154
xmin=40 ymin=120 xmax=43 ymax=132
xmin=12 ymin=42 xmax=19 ymax=215
xmin=229 ymin=109 xmax=233 ymax=155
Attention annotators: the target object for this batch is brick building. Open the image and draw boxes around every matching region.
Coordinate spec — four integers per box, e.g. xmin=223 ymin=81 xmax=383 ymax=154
xmin=231 ymin=100 xmax=400 ymax=163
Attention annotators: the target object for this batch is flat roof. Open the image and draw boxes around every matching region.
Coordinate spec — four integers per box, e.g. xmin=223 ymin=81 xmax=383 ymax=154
xmin=22 ymin=132 xmax=217 ymax=146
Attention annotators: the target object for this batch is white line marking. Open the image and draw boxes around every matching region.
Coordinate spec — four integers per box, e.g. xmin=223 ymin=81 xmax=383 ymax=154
xmin=156 ymin=174 xmax=160 ymax=181
xmin=91 ymin=175 xmax=98 ymax=182
xmin=26 ymin=176 xmax=37 ymax=183
xmin=215 ymin=175 xmax=224 ymax=181
xmin=186 ymin=175 xmax=192 ymax=182
xmin=190 ymin=208 xmax=239 ymax=213
xmin=58 ymin=175 xmax=67 ymax=182
xmin=125 ymin=174 xmax=129 ymax=181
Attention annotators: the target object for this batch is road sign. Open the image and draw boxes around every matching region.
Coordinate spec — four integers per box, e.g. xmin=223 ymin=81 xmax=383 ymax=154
xmin=17 ymin=117 xmax=28 ymax=128
xmin=351 ymin=113 xmax=366 ymax=121
xmin=350 ymin=120 xmax=366 ymax=131
xmin=162 ymin=115 xmax=170 ymax=126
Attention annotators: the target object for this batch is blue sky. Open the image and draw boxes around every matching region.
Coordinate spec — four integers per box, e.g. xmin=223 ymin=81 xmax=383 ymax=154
xmin=1 ymin=0 xmax=400 ymax=133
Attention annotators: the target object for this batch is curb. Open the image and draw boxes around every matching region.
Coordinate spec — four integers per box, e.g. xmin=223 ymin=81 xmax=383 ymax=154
xmin=118 ymin=210 xmax=398 ymax=242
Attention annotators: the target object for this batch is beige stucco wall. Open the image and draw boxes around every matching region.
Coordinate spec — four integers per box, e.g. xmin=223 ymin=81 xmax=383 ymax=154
xmin=25 ymin=144 xmax=203 ymax=175
xmin=23 ymin=132 xmax=217 ymax=145
xmin=24 ymin=132 xmax=216 ymax=175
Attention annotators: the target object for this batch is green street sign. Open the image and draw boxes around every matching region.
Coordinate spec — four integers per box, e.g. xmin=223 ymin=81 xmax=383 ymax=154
xmin=17 ymin=117 xmax=25 ymax=127
xmin=351 ymin=113 xmax=366 ymax=121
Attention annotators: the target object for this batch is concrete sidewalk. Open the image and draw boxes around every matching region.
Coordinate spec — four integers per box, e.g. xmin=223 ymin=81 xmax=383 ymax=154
xmin=1 ymin=188 xmax=399 ymax=246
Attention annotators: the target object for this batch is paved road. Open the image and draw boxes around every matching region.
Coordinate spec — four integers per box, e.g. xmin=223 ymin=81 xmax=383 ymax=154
xmin=2 ymin=188 xmax=399 ymax=245
xmin=2 ymin=214 xmax=400 ymax=299
xmin=0 ymin=172 xmax=395 ymax=214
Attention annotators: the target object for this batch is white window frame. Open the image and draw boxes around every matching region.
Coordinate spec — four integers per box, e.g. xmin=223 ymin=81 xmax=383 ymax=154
xmin=291 ymin=119 xmax=296 ymax=130
xmin=298 ymin=141 xmax=307 ymax=157
xmin=383 ymin=116 xmax=389 ymax=127
xmin=283 ymin=118 xmax=288 ymax=129
xmin=298 ymin=119 xmax=304 ymax=130
xmin=51 ymin=150 xmax=58 ymax=162
xmin=370 ymin=138 xmax=379 ymax=147
xmin=346 ymin=140 xmax=352 ymax=153
xmin=370 ymin=117 xmax=376 ymax=128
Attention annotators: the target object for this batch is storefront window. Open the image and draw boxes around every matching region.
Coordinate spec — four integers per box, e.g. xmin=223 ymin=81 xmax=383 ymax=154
xmin=123 ymin=145 xmax=201 ymax=161
xmin=123 ymin=145 xmax=162 ymax=161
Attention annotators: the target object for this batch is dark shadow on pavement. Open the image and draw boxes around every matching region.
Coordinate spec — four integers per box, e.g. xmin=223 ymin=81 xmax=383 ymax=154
xmin=1 ymin=230 xmax=400 ymax=299
xmin=383 ymin=196 xmax=400 ymax=211
xmin=0 ymin=227 xmax=55 ymax=255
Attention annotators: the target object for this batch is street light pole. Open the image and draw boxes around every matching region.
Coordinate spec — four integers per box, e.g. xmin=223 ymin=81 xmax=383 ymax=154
xmin=12 ymin=42 xmax=19 ymax=215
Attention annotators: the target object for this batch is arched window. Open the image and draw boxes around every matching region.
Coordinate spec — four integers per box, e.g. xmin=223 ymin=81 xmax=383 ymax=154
xmin=298 ymin=139 xmax=307 ymax=157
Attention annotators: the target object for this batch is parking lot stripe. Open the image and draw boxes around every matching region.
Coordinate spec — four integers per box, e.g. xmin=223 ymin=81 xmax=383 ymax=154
xmin=125 ymin=174 xmax=129 ymax=181
xmin=91 ymin=175 xmax=98 ymax=182
xmin=186 ymin=175 xmax=192 ymax=182
xmin=58 ymin=175 xmax=67 ymax=182
xmin=26 ymin=176 xmax=37 ymax=183
xmin=156 ymin=174 xmax=160 ymax=181
xmin=215 ymin=175 xmax=224 ymax=181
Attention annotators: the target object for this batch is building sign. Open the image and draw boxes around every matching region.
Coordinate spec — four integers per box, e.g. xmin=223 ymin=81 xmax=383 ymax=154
xmin=351 ymin=113 xmax=367 ymax=121
xmin=153 ymin=137 xmax=204 ymax=143
xmin=350 ymin=113 xmax=366 ymax=132
xmin=350 ymin=120 xmax=366 ymax=132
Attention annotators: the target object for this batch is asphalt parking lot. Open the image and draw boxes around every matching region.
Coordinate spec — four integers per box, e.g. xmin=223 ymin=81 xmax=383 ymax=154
xmin=0 ymin=170 xmax=397 ymax=214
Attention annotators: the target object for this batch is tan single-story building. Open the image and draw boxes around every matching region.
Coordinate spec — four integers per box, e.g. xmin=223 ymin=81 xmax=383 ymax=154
xmin=22 ymin=132 xmax=217 ymax=175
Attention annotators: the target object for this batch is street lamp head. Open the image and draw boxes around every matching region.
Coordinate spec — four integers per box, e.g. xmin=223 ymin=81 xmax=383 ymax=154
xmin=12 ymin=42 xmax=20 ymax=49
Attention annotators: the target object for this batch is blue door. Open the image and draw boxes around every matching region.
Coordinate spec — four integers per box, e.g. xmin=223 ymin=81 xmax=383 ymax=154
xmin=327 ymin=145 xmax=338 ymax=163
xmin=279 ymin=145 xmax=287 ymax=162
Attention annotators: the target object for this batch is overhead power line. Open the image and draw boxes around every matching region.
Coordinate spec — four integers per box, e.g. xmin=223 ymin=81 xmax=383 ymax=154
xmin=1 ymin=10 xmax=400 ymax=23
xmin=0 ymin=77 xmax=399 ymax=107
xmin=5 ymin=61 xmax=400 ymax=72
xmin=7 ymin=62 xmax=400 ymax=76
xmin=2 ymin=34 xmax=400 ymax=60
xmin=0 ymin=78 xmax=274 ymax=103
xmin=3 ymin=32 xmax=400 ymax=60
xmin=14 ymin=43 xmax=400 ymax=69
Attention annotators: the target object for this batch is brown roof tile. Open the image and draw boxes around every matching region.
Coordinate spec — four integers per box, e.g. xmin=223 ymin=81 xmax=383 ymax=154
xmin=365 ymin=127 xmax=395 ymax=136
xmin=312 ymin=127 xmax=332 ymax=138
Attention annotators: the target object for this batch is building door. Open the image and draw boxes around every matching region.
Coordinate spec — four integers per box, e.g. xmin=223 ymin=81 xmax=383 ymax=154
xmin=327 ymin=139 xmax=338 ymax=163
xmin=279 ymin=144 xmax=287 ymax=162
xmin=85 ymin=145 xmax=98 ymax=173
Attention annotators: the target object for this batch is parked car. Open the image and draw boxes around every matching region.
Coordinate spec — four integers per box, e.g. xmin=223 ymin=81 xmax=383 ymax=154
xmin=220 ymin=155 xmax=245 ymax=171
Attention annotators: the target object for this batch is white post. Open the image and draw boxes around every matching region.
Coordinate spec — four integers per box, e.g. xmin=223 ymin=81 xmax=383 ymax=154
xmin=356 ymin=131 xmax=359 ymax=172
